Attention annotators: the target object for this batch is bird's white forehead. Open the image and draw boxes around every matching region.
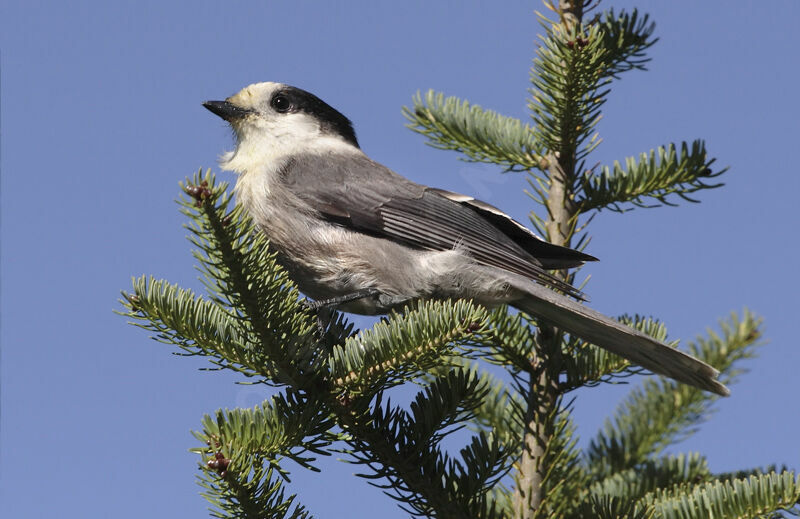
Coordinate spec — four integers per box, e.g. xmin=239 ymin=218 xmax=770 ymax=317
xmin=227 ymin=81 xmax=285 ymax=108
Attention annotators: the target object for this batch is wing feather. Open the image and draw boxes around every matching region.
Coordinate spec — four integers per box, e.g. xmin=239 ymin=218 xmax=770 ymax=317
xmin=429 ymin=188 xmax=597 ymax=269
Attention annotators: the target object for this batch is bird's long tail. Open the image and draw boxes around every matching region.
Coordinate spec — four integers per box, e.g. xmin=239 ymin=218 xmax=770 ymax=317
xmin=501 ymin=272 xmax=729 ymax=396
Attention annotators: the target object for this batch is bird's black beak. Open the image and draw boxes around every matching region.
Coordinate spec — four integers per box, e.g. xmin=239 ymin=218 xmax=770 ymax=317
xmin=202 ymin=100 xmax=253 ymax=121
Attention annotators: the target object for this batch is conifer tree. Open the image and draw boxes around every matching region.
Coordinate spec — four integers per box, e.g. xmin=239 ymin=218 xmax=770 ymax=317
xmin=120 ymin=2 xmax=798 ymax=517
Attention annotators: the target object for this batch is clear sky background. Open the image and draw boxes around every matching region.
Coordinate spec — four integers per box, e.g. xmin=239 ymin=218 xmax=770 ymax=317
xmin=1 ymin=1 xmax=798 ymax=517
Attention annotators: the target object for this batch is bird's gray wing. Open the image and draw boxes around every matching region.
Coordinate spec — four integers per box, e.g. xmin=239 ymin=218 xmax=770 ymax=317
xmin=280 ymin=153 xmax=590 ymax=297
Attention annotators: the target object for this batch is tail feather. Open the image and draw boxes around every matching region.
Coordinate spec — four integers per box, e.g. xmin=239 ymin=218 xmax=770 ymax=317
xmin=505 ymin=274 xmax=729 ymax=396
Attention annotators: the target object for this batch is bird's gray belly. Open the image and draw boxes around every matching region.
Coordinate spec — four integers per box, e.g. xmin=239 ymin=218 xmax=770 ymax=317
xmin=259 ymin=217 xmax=424 ymax=314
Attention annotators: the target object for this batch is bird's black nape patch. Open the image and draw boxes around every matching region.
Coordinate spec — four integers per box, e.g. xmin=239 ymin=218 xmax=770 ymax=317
xmin=275 ymin=86 xmax=359 ymax=148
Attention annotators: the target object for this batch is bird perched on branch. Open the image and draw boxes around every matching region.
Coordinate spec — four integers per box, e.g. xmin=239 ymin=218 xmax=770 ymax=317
xmin=203 ymin=81 xmax=728 ymax=396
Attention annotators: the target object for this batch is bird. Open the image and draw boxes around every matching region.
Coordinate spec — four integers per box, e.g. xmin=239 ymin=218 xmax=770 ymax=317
xmin=202 ymin=81 xmax=728 ymax=396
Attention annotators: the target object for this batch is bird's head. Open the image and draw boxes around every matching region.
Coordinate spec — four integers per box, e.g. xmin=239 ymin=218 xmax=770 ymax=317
xmin=203 ymin=82 xmax=359 ymax=173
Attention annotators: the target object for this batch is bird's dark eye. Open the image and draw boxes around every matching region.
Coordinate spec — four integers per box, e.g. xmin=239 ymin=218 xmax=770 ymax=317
xmin=271 ymin=94 xmax=291 ymax=113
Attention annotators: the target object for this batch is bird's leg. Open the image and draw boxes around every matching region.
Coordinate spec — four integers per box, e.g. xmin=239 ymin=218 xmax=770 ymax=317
xmin=305 ymin=288 xmax=381 ymax=311
xmin=303 ymin=288 xmax=381 ymax=337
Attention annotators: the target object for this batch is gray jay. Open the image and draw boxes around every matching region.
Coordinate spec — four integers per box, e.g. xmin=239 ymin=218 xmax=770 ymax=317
xmin=203 ymin=81 xmax=728 ymax=396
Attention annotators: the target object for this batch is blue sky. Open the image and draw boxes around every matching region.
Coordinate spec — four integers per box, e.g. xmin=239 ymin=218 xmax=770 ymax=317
xmin=2 ymin=1 xmax=798 ymax=517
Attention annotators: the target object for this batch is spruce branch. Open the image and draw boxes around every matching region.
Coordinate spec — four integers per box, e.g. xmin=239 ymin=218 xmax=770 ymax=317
xmin=574 ymin=495 xmax=654 ymax=519
xmin=406 ymin=368 xmax=492 ymax=445
xmin=643 ymin=472 xmax=800 ymax=519
xmin=529 ymin=7 xmax=660 ymax=175
xmin=528 ymin=18 xmax=609 ymax=173
xmin=193 ymin=393 xmax=332 ymax=517
xmin=423 ymin=359 xmax=525 ymax=516
xmin=586 ymin=311 xmax=763 ymax=479
xmin=458 ymin=360 xmax=526 ymax=446
xmin=715 ymin=465 xmax=794 ymax=484
xmin=340 ymin=370 xmax=510 ymax=519
xmin=578 ymin=141 xmax=726 ymax=213
xmin=594 ymin=8 xmax=657 ymax=79
xmin=191 ymin=390 xmax=335 ymax=477
xmin=197 ymin=461 xmax=311 ymax=519
xmin=588 ymin=454 xmax=711 ymax=505
xmin=403 ymin=90 xmax=545 ymax=171
xmin=122 ymin=277 xmax=265 ymax=379
xmin=481 ymin=306 xmax=539 ymax=377
xmin=329 ymin=299 xmax=489 ymax=396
